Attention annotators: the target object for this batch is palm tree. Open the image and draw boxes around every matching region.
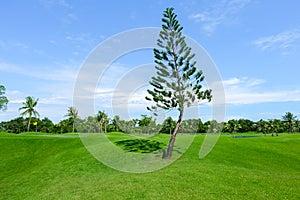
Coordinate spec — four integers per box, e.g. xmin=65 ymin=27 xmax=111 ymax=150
xmin=19 ymin=96 xmax=39 ymax=132
xmin=268 ymin=119 xmax=279 ymax=136
xmin=65 ymin=106 xmax=78 ymax=133
xmin=225 ymin=119 xmax=241 ymax=138
xmin=293 ymin=119 xmax=300 ymax=133
xmin=282 ymin=112 xmax=297 ymax=133
xmin=256 ymin=119 xmax=268 ymax=135
xmin=97 ymin=111 xmax=109 ymax=133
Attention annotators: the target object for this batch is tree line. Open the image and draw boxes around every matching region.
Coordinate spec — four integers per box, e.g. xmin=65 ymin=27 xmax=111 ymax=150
xmin=1 ymin=106 xmax=299 ymax=136
xmin=0 ymin=85 xmax=299 ymax=135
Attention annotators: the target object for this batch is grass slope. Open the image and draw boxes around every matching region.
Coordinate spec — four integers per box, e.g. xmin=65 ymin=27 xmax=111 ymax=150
xmin=0 ymin=132 xmax=299 ymax=200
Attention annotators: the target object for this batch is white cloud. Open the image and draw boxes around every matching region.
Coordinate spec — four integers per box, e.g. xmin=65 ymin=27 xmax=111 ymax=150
xmin=0 ymin=62 xmax=77 ymax=121
xmin=0 ymin=62 xmax=78 ymax=82
xmin=62 ymin=13 xmax=78 ymax=24
xmin=40 ymin=0 xmax=72 ymax=9
xmin=0 ymin=63 xmax=20 ymax=72
xmin=66 ymin=36 xmax=81 ymax=42
xmin=5 ymin=90 xmax=25 ymax=104
xmin=222 ymin=77 xmax=241 ymax=85
xmin=223 ymin=77 xmax=265 ymax=88
xmin=0 ymin=40 xmax=54 ymax=59
xmin=189 ymin=0 xmax=250 ymax=34
xmin=0 ymin=40 xmax=30 ymax=50
xmin=39 ymin=0 xmax=78 ymax=26
xmin=39 ymin=96 xmax=71 ymax=105
xmin=93 ymin=74 xmax=298 ymax=119
xmin=12 ymin=42 xmax=29 ymax=49
xmin=253 ymin=29 xmax=300 ymax=52
xmin=65 ymin=33 xmax=103 ymax=55
xmin=227 ymin=89 xmax=300 ymax=104
xmin=223 ymin=77 xmax=300 ymax=104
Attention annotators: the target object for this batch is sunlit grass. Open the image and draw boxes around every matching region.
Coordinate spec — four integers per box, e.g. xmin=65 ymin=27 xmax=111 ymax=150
xmin=0 ymin=132 xmax=299 ymax=199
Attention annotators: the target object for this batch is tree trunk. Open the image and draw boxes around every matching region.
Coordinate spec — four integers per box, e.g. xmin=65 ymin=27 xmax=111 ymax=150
xmin=72 ymin=121 xmax=75 ymax=133
xmin=27 ymin=115 xmax=32 ymax=132
xmin=165 ymin=108 xmax=184 ymax=160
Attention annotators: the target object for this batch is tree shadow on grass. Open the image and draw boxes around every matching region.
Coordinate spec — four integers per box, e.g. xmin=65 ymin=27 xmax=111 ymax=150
xmin=114 ymin=139 xmax=165 ymax=153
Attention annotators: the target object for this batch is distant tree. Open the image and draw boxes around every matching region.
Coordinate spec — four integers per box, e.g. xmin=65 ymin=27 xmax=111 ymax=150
xmin=138 ymin=115 xmax=152 ymax=127
xmin=146 ymin=8 xmax=212 ymax=159
xmin=81 ymin=116 xmax=102 ymax=133
xmin=161 ymin=117 xmax=176 ymax=134
xmin=225 ymin=119 xmax=241 ymax=138
xmin=282 ymin=112 xmax=297 ymax=133
xmin=127 ymin=120 xmax=135 ymax=132
xmin=25 ymin=117 xmax=40 ymax=132
xmin=203 ymin=121 xmax=210 ymax=132
xmin=39 ymin=117 xmax=54 ymax=133
xmin=238 ymin=119 xmax=255 ymax=132
xmin=0 ymin=85 xmax=9 ymax=111
xmin=109 ymin=115 xmax=122 ymax=132
xmin=1 ymin=117 xmax=27 ymax=134
xmin=138 ymin=115 xmax=157 ymax=134
xmin=76 ymin=116 xmax=100 ymax=133
xmin=131 ymin=118 xmax=139 ymax=133
xmin=19 ymin=96 xmax=39 ymax=132
xmin=255 ymin=119 xmax=268 ymax=134
xmin=179 ymin=119 xmax=207 ymax=134
xmin=97 ymin=111 xmax=109 ymax=133
xmin=0 ymin=121 xmax=4 ymax=132
xmin=205 ymin=120 xmax=222 ymax=134
xmin=54 ymin=118 xmax=73 ymax=134
xmin=113 ymin=118 xmax=134 ymax=133
xmin=88 ymin=116 xmax=101 ymax=133
xmin=273 ymin=119 xmax=285 ymax=133
xmin=268 ymin=119 xmax=279 ymax=136
xmin=197 ymin=119 xmax=207 ymax=133
xmin=293 ymin=119 xmax=300 ymax=133
xmin=65 ymin=106 xmax=78 ymax=133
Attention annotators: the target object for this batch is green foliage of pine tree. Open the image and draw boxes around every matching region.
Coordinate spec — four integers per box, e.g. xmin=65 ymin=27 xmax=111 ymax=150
xmin=146 ymin=8 xmax=212 ymax=159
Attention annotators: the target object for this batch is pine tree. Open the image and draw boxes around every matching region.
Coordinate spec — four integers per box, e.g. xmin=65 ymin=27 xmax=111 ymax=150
xmin=146 ymin=8 xmax=212 ymax=159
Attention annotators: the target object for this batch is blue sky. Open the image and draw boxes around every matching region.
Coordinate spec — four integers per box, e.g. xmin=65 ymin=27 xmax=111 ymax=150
xmin=0 ymin=0 xmax=300 ymax=123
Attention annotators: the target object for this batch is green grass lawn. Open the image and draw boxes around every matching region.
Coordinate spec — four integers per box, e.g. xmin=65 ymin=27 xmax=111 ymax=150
xmin=0 ymin=132 xmax=299 ymax=199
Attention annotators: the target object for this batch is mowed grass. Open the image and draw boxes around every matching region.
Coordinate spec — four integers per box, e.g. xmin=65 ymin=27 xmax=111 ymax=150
xmin=0 ymin=132 xmax=299 ymax=200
